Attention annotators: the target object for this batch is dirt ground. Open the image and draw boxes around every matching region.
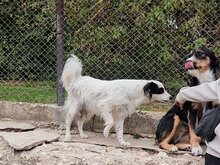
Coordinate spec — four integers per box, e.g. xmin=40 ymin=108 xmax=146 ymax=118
xmin=0 ymin=129 xmax=205 ymax=165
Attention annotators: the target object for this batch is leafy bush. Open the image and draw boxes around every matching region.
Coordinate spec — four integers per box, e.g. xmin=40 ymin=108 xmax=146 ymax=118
xmin=0 ymin=0 xmax=219 ymax=96
xmin=0 ymin=0 xmax=56 ymax=81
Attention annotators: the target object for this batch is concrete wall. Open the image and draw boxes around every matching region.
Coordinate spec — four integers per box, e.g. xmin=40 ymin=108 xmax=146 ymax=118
xmin=0 ymin=101 xmax=165 ymax=135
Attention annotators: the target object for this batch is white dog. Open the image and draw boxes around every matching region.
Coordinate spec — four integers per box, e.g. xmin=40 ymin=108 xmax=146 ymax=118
xmin=61 ymin=55 xmax=171 ymax=146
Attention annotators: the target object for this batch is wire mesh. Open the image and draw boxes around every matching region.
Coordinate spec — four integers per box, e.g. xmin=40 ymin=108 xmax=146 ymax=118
xmin=0 ymin=0 xmax=219 ymax=104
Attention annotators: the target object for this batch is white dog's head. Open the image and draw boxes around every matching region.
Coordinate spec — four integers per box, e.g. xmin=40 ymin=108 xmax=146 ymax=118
xmin=143 ymin=81 xmax=172 ymax=102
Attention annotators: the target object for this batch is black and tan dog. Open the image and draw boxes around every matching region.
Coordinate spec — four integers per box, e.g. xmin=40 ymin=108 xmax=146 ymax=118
xmin=156 ymin=47 xmax=219 ymax=156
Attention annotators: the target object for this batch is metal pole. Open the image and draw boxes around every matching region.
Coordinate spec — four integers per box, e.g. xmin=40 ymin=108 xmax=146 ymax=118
xmin=56 ymin=0 xmax=64 ymax=106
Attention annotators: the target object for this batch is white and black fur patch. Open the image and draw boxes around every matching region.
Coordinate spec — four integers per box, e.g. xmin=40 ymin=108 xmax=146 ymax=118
xmin=143 ymin=82 xmax=165 ymax=99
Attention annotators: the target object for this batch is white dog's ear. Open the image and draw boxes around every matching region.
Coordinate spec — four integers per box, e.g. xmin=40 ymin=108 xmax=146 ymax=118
xmin=143 ymin=82 xmax=155 ymax=98
xmin=143 ymin=82 xmax=164 ymax=98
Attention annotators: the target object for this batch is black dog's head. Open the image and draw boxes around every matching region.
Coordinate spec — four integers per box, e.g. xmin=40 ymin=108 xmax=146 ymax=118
xmin=185 ymin=47 xmax=219 ymax=72
xmin=185 ymin=47 xmax=219 ymax=84
xmin=143 ymin=81 xmax=172 ymax=102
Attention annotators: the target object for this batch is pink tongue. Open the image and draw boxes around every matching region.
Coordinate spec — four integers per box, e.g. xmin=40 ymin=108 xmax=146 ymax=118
xmin=185 ymin=61 xmax=194 ymax=69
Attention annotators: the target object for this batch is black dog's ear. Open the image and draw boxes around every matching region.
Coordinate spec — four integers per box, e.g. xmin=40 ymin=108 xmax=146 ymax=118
xmin=210 ymin=53 xmax=219 ymax=69
xmin=143 ymin=82 xmax=157 ymax=98
xmin=214 ymin=54 xmax=219 ymax=68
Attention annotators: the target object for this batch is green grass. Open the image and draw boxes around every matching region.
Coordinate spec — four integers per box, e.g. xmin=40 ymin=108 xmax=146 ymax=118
xmin=0 ymin=81 xmax=60 ymax=103
xmin=0 ymin=85 xmax=57 ymax=103
xmin=133 ymin=134 xmax=141 ymax=139
xmin=0 ymin=81 xmax=174 ymax=112
xmin=140 ymin=102 xmax=173 ymax=112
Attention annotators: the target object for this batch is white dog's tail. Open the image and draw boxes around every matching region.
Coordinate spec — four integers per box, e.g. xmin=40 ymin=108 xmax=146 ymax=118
xmin=61 ymin=54 xmax=82 ymax=91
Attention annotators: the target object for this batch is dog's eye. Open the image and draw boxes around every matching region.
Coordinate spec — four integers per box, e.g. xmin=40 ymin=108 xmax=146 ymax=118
xmin=197 ymin=52 xmax=202 ymax=56
xmin=201 ymin=55 xmax=206 ymax=59
xmin=195 ymin=52 xmax=206 ymax=59
xmin=197 ymin=52 xmax=200 ymax=55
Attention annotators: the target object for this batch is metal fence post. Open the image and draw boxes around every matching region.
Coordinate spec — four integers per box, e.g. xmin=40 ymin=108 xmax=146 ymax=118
xmin=56 ymin=0 xmax=64 ymax=106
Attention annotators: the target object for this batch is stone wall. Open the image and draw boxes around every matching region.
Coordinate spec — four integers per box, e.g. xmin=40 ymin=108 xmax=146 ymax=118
xmin=0 ymin=101 xmax=165 ymax=135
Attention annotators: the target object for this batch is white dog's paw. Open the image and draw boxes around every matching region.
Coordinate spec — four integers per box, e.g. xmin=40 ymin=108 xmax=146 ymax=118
xmin=120 ymin=141 xmax=131 ymax=146
xmin=103 ymin=131 xmax=109 ymax=138
xmin=191 ymin=146 xmax=203 ymax=156
xmin=170 ymin=146 xmax=178 ymax=152
xmin=64 ymin=135 xmax=71 ymax=142
xmin=80 ymin=134 xmax=88 ymax=139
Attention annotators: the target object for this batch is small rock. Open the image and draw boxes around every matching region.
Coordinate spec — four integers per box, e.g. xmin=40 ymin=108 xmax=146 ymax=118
xmin=0 ymin=130 xmax=60 ymax=150
xmin=157 ymin=151 xmax=168 ymax=158
xmin=0 ymin=120 xmax=35 ymax=131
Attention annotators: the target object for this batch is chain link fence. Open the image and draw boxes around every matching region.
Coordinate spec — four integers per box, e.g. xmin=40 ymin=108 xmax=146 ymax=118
xmin=0 ymin=0 xmax=219 ymax=105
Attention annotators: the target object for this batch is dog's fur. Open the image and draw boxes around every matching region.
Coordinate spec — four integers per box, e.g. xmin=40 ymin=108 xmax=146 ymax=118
xmin=156 ymin=47 xmax=219 ymax=155
xmin=61 ymin=55 xmax=171 ymax=146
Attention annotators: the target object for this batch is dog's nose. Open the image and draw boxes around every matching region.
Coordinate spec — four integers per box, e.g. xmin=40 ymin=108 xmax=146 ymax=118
xmin=169 ymin=96 xmax=173 ymax=100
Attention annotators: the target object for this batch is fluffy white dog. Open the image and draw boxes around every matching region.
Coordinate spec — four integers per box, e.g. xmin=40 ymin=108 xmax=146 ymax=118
xmin=61 ymin=55 xmax=171 ymax=146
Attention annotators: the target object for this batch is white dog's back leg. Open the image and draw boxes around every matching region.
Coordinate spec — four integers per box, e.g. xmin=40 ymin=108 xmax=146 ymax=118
xmin=101 ymin=106 xmax=114 ymax=138
xmin=77 ymin=111 xmax=93 ymax=138
xmin=114 ymin=114 xmax=130 ymax=146
xmin=64 ymin=101 xmax=79 ymax=142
